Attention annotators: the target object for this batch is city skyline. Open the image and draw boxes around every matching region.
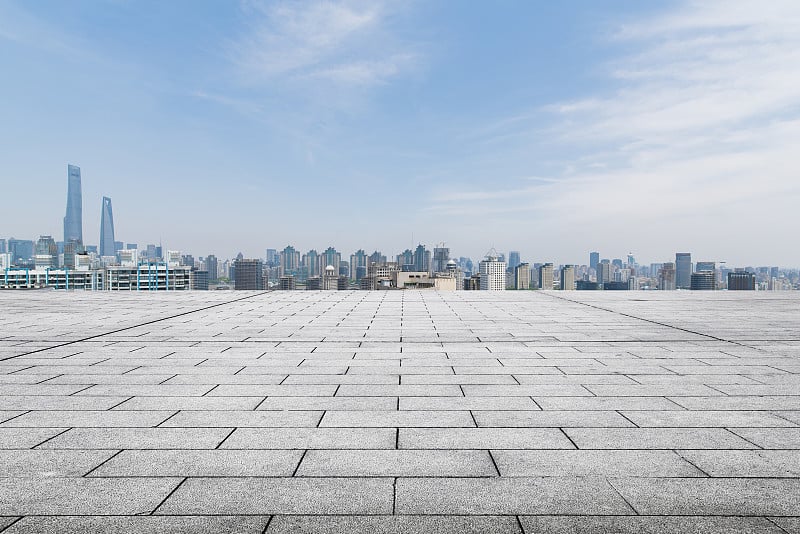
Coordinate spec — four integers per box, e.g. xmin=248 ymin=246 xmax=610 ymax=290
xmin=2 ymin=1 xmax=800 ymax=265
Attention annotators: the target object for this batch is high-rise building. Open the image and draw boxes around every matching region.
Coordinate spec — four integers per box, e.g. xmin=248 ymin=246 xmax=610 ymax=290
xmin=233 ymin=259 xmax=264 ymax=290
xmin=280 ymin=246 xmax=300 ymax=276
xmin=508 ymin=251 xmax=521 ymax=272
xmin=596 ymin=260 xmax=611 ymax=285
xmin=659 ymin=262 xmax=676 ymax=290
xmin=322 ymin=247 xmax=341 ymax=275
xmin=63 ymin=164 xmax=83 ymax=245
xmin=690 ymin=271 xmax=716 ymax=290
xmin=63 ymin=239 xmax=84 ymax=269
xmin=397 ymin=249 xmax=414 ymax=269
xmin=676 ymin=253 xmax=692 ymax=289
xmin=413 ymin=244 xmax=429 ymax=273
xmin=589 ymin=252 xmax=600 ymax=271
xmin=479 ymin=252 xmax=506 ymax=290
xmin=696 ymin=261 xmax=715 ymax=273
xmin=34 ymin=235 xmax=58 ymax=269
xmin=350 ymin=250 xmax=368 ymax=281
xmin=432 ymin=245 xmax=450 ymax=273
xmin=538 ymin=263 xmax=554 ymax=290
xmin=560 ymin=265 xmax=575 ymax=290
xmin=304 ymin=250 xmax=320 ymax=279
xmin=728 ymin=271 xmax=755 ymax=290
xmin=99 ymin=196 xmax=115 ymax=257
xmin=192 ymin=270 xmax=209 ymax=290
xmin=266 ymin=249 xmax=279 ymax=267
xmin=514 ymin=263 xmax=530 ymax=290
xmin=0 ymin=239 xmax=6 ymax=254
xmin=205 ymin=255 xmax=218 ymax=282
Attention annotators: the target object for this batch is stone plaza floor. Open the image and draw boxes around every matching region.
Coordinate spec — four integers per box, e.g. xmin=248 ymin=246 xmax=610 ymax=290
xmin=0 ymin=290 xmax=799 ymax=533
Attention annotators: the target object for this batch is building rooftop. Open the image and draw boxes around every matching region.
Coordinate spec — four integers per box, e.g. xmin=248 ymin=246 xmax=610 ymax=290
xmin=0 ymin=290 xmax=799 ymax=532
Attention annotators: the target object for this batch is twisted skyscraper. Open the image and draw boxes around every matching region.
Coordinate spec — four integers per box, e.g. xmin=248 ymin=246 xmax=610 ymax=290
xmin=99 ymin=196 xmax=115 ymax=257
xmin=63 ymin=164 xmax=83 ymax=244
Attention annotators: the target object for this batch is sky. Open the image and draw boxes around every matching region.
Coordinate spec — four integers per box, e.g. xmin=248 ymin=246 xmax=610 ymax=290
xmin=1 ymin=0 xmax=799 ymax=267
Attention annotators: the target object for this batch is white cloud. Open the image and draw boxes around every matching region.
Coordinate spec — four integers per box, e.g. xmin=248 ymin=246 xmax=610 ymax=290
xmin=434 ymin=0 xmax=800 ymax=264
xmin=232 ymin=0 xmax=416 ymax=87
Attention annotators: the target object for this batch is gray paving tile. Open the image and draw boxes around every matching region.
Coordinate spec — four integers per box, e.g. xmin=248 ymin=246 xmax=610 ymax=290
xmin=161 ymin=410 xmax=322 ymax=427
xmin=157 ymin=477 xmax=393 ymax=514
xmin=399 ymin=396 xmax=538 ymax=410
xmin=90 ymin=449 xmax=303 ymax=477
xmin=771 ymin=517 xmax=800 ymax=534
xmin=494 ymin=449 xmax=703 ymax=476
xmin=621 ymin=410 xmax=798 ymax=427
xmin=296 ymin=450 xmax=496 ymax=477
xmin=0 ymin=427 xmax=67 ymax=449
xmin=565 ymin=428 xmax=758 ymax=449
xmin=3 ymin=410 xmax=173 ymax=427
xmin=113 ymin=396 xmax=263 ymax=410
xmin=0 ymin=450 xmax=116 ymax=476
xmin=729 ymin=428 xmax=800 ymax=449
xmin=395 ymin=477 xmax=634 ymax=514
xmin=520 ymin=515 xmax=783 ymax=534
xmin=679 ymin=449 xmax=800 ymax=476
xmin=0 ymin=396 xmax=129 ymax=410
xmin=462 ymin=385 xmax=593 ymax=396
xmin=535 ymin=396 xmax=683 ymax=410
xmin=258 ymin=396 xmax=397 ymax=410
xmin=266 ymin=515 xmax=522 ymax=534
xmin=612 ymin=477 xmax=800 ymax=515
xmin=670 ymin=396 xmax=800 ymax=410
xmin=320 ymin=410 xmax=474 ymax=427
xmin=473 ymin=410 xmax=634 ymax=427
xmin=38 ymin=427 xmax=233 ymax=449
xmin=335 ymin=385 xmax=463 ymax=397
xmin=3 ymin=516 xmax=269 ymax=534
xmin=220 ymin=428 xmax=396 ymax=449
xmin=0 ymin=477 xmax=181 ymax=515
xmin=399 ymin=427 xmax=574 ymax=449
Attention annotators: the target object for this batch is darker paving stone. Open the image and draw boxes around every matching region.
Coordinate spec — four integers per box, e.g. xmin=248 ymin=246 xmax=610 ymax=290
xmin=266 ymin=515 xmax=522 ymax=534
xmin=3 ymin=515 xmax=269 ymax=534
xmin=520 ymin=515 xmax=783 ymax=533
xmin=296 ymin=450 xmax=496 ymax=477
xmin=395 ymin=477 xmax=634 ymax=515
xmin=156 ymin=477 xmax=393 ymax=515
xmin=320 ymin=410 xmax=474 ymax=428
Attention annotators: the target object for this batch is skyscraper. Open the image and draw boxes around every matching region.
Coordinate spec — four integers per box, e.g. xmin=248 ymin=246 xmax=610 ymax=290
xmin=234 ymin=258 xmax=264 ymax=290
xmin=508 ymin=251 xmax=521 ymax=272
xmin=514 ymin=263 xmax=530 ymax=290
xmin=589 ymin=252 xmax=600 ymax=271
xmin=205 ymin=255 xmax=218 ymax=283
xmin=560 ymin=265 xmax=575 ymax=290
xmin=538 ymin=263 xmax=554 ymax=290
xmin=99 ymin=196 xmax=115 ymax=257
xmin=479 ymin=252 xmax=506 ymax=290
xmin=63 ymin=164 xmax=83 ymax=244
xmin=676 ymin=253 xmax=692 ymax=289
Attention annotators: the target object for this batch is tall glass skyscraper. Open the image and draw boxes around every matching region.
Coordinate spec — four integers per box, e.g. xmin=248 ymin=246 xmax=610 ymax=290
xmin=99 ymin=196 xmax=115 ymax=257
xmin=63 ymin=164 xmax=83 ymax=244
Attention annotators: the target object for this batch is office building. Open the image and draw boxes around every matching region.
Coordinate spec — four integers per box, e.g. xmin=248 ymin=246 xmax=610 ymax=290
xmin=514 ymin=263 xmax=530 ymax=290
xmin=538 ymin=263 xmax=554 ymax=290
xmin=413 ymin=244 xmax=429 ymax=273
xmin=696 ymin=261 xmax=715 ymax=273
xmin=560 ymin=265 xmax=575 ymax=290
xmin=34 ymin=236 xmax=58 ymax=269
xmin=659 ymin=262 xmax=676 ymax=290
xmin=432 ymin=246 xmax=450 ymax=273
xmin=350 ymin=250 xmax=368 ymax=281
xmin=63 ymin=239 xmax=84 ymax=269
xmin=0 ymin=239 xmax=5 ymax=254
xmin=728 ymin=271 xmax=756 ymax=290
xmin=205 ymin=255 xmax=218 ymax=283
xmin=233 ymin=259 xmax=264 ymax=290
xmin=192 ymin=270 xmax=209 ymax=290
xmin=280 ymin=246 xmax=300 ymax=276
xmin=690 ymin=271 xmax=716 ymax=290
xmin=304 ymin=250 xmax=320 ymax=279
xmin=63 ymin=164 xmax=83 ymax=245
xmin=106 ymin=264 xmax=191 ymax=291
xmin=279 ymin=275 xmax=296 ymax=290
xmin=596 ymin=260 xmax=611 ymax=285
xmin=676 ymin=253 xmax=692 ymax=289
xmin=508 ymin=251 xmax=521 ymax=272
xmin=8 ymin=239 xmax=34 ymax=266
xmin=479 ymin=252 xmax=506 ymax=290
xmin=589 ymin=252 xmax=600 ymax=271
xmin=397 ymin=249 xmax=414 ymax=270
xmin=266 ymin=249 xmax=279 ymax=267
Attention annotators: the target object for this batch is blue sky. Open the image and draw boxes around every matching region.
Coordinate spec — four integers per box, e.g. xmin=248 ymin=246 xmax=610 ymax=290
xmin=2 ymin=0 xmax=799 ymax=266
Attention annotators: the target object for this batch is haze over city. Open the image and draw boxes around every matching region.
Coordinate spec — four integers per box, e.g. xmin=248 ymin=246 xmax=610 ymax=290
xmin=2 ymin=0 xmax=799 ymax=265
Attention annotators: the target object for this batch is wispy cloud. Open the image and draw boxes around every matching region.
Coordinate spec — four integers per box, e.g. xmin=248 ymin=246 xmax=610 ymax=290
xmin=231 ymin=1 xmax=418 ymax=87
xmin=434 ymin=0 xmax=800 ymax=262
